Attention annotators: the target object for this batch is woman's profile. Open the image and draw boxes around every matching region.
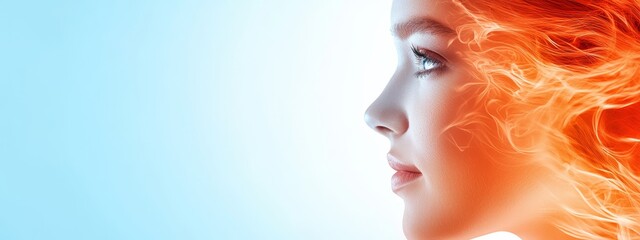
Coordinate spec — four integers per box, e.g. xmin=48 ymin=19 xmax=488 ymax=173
xmin=364 ymin=0 xmax=640 ymax=239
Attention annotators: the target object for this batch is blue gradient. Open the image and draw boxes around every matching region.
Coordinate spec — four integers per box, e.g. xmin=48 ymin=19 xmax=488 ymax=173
xmin=0 ymin=0 xmax=405 ymax=239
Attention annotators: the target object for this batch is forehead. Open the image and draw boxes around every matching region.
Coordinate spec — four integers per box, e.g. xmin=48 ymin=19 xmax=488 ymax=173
xmin=391 ymin=0 xmax=463 ymax=31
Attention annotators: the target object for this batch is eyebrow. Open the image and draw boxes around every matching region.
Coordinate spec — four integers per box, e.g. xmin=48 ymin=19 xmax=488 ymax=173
xmin=391 ymin=17 xmax=456 ymax=39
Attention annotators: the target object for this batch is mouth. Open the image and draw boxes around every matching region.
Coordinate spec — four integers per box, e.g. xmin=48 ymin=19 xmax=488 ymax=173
xmin=387 ymin=154 xmax=422 ymax=192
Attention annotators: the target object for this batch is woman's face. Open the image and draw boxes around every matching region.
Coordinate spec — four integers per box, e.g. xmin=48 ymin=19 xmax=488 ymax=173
xmin=364 ymin=0 xmax=572 ymax=239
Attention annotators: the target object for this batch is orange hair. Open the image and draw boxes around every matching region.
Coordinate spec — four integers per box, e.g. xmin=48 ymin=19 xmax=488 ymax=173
xmin=451 ymin=0 xmax=640 ymax=238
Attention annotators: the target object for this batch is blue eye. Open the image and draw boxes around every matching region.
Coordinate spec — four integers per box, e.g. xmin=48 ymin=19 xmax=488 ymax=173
xmin=410 ymin=45 xmax=446 ymax=78
xmin=419 ymin=57 xmax=440 ymax=71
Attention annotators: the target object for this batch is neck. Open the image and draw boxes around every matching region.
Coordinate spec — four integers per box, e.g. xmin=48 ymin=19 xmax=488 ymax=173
xmin=507 ymin=213 xmax=579 ymax=240
xmin=502 ymin=174 xmax=585 ymax=240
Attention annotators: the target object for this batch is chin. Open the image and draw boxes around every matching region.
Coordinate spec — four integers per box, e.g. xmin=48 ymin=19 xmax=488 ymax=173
xmin=402 ymin=204 xmax=479 ymax=240
xmin=402 ymin=202 xmax=443 ymax=240
xmin=402 ymin=214 xmax=446 ymax=240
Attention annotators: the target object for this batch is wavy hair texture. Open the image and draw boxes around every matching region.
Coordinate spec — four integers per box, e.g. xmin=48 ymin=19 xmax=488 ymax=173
xmin=447 ymin=0 xmax=640 ymax=238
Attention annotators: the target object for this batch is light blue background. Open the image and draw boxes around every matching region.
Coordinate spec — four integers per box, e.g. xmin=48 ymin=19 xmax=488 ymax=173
xmin=0 ymin=0 xmax=404 ymax=239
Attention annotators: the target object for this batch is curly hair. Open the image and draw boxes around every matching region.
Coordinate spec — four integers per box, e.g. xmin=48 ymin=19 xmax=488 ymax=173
xmin=449 ymin=0 xmax=640 ymax=238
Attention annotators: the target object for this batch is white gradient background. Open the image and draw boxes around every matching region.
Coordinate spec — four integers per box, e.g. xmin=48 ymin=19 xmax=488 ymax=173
xmin=0 ymin=1 xmax=517 ymax=239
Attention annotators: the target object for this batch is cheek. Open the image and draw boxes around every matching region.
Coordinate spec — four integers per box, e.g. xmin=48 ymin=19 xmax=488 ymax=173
xmin=405 ymin=71 xmax=517 ymax=221
xmin=408 ymin=71 xmax=476 ymax=169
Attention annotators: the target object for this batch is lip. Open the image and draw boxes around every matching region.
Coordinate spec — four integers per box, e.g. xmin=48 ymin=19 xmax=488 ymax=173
xmin=387 ymin=154 xmax=422 ymax=192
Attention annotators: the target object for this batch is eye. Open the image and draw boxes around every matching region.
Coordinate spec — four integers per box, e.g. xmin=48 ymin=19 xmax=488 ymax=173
xmin=410 ymin=45 xmax=447 ymax=78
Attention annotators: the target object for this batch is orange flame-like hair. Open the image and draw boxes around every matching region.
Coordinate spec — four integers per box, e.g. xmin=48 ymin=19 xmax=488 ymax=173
xmin=451 ymin=0 xmax=640 ymax=238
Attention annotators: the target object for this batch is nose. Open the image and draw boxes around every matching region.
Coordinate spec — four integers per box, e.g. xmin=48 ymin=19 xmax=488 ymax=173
xmin=364 ymin=76 xmax=409 ymax=138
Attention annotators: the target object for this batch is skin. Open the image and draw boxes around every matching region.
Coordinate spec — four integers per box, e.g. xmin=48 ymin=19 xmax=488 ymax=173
xmin=364 ymin=0 xmax=583 ymax=239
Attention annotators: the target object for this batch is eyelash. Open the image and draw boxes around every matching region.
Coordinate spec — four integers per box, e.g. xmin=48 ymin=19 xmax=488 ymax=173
xmin=410 ymin=45 xmax=446 ymax=78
